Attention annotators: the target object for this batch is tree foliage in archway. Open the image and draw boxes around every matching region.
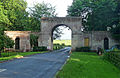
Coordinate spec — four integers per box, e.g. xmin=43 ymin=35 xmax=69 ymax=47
xmin=53 ymin=27 xmax=63 ymax=40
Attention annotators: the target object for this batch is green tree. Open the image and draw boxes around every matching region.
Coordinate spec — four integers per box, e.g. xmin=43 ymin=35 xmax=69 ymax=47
xmin=110 ymin=1 xmax=120 ymax=42
xmin=29 ymin=2 xmax=57 ymax=31
xmin=68 ymin=0 xmax=117 ymax=31
xmin=0 ymin=2 xmax=11 ymax=31
xmin=0 ymin=34 xmax=14 ymax=57
xmin=110 ymin=24 xmax=120 ymax=42
xmin=29 ymin=2 xmax=62 ymax=40
xmin=1 ymin=0 xmax=29 ymax=31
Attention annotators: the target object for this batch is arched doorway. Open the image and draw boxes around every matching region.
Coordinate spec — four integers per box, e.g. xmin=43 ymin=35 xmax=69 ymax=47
xmin=15 ymin=37 xmax=20 ymax=49
xmin=39 ymin=17 xmax=82 ymax=50
xmin=104 ymin=37 xmax=109 ymax=49
xmin=51 ymin=24 xmax=72 ymax=50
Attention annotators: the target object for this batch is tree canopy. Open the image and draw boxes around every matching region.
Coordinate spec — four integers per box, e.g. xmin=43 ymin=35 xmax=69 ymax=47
xmin=68 ymin=0 xmax=120 ymax=42
xmin=68 ymin=0 xmax=118 ymax=31
xmin=28 ymin=2 xmax=62 ymax=40
xmin=110 ymin=2 xmax=120 ymax=42
xmin=28 ymin=2 xmax=57 ymax=31
xmin=1 ymin=0 xmax=28 ymax=31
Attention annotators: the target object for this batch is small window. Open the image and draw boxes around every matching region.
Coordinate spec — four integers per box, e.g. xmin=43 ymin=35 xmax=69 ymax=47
xmin=84 ymin=38 xmax=89 ymax=47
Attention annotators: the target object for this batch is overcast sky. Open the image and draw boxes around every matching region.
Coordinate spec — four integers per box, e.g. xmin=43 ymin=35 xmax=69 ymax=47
xmin=26 ymin=0 xmax=73 ymax=17
xmin=25 ymin=0 xmax=73 ymax=40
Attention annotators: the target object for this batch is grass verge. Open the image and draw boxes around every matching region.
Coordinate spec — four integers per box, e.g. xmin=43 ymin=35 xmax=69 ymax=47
xmin=56 ymin=52 xmax=120 ymax=78
xmin=0 ymin=51 xmax=48 ymax=62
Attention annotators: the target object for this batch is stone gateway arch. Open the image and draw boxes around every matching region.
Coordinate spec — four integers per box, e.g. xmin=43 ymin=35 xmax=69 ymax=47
xmin=5 ymin=17 xmax=118 ymax=51
xmin=38 ymin=17 xmax=118 ymax=51
xmin=38 ymin=17 xmax=83 ymax=50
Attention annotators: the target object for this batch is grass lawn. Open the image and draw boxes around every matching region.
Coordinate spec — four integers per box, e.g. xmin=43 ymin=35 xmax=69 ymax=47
xmin=53 ymin=40 xmax=71 ymax=46
xmin=56 ymin=52 xmax=120 ymax=78
xmin=0 ymin=51 xmax=48 ymax=62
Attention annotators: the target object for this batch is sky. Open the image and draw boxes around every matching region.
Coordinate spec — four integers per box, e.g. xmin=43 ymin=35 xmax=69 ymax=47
xmin=26 ymin=0 xmax=73 ymax=17
xmin=60 ymin=28 xmax=71 ymax=40
xmin=53 ymin=26 xmax=72 ymax=40
xmin=26 ymin=0 xmax=73 ymax=40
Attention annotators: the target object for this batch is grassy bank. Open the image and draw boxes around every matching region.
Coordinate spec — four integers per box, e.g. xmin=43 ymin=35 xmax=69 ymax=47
xmin=0 ymin=51 xmax=48 ymax=62
xmin=53 ymin=40 xmax=71 ymax=46
xmin=56 ymin=52 xmax=120 ymax=78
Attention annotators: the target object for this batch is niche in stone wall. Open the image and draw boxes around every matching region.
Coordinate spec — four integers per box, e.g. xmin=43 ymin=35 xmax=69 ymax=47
xmin=104 ymin=37 xmax=109 ymax=49
xmin=15 ymin=37 xmax=20 ymax=50
xmin=84 ymin=37 xmax=89 ymax=47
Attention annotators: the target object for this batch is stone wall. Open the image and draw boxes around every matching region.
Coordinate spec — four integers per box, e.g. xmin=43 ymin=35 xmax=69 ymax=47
xmin=4 ymin=31 xmax=118 ymax=51
xmin=39 ymin=17 xmax=118 ymax=51
xmin=81 ymin=31 xmax=118 ymax=50
xmin=4 ymin=18 xmax=119 ymax=52
xmin=4 ymin=31 xmax=31 ymax=52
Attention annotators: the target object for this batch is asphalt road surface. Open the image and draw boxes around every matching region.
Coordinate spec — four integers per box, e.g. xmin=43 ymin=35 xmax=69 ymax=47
xmin=0 ymin=47 xmax=71 ymax=78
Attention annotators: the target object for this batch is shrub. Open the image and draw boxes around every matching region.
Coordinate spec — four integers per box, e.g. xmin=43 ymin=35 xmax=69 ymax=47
xmin=33 ymin=46 xmax=47 ymax=51
xmin=76 ymin=47 xmax=91 ymax=52
xmin=61 ymin=43 xmax=65 ymax=46
xmin=53 ymin=43 xmax=65 ymax=50
xmin=30 ymin=34 xmax=39 ymax=48
xmin=103 ymin=52 xmax=120 ymax=69
xmin=66 ymin=45 xmax=71 ymax=47
xmin=0 ymin=34 xmax=14 ymax=57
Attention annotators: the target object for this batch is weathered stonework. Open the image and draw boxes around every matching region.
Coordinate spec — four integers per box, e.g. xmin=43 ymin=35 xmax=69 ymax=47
xmin=39 ymin=17 xmax=82 ymax=50
xmin=39 ymin=17 xmax=118 ymax=51
xmin=4 ymin=31 xmax=31 ymax=52
xmin=4 ymin=17 xmax=118 ymax=51
xmin=82 ymin=31 xmax=118 ymax=50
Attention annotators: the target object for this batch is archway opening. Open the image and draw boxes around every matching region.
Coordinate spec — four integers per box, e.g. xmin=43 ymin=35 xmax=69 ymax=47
xmin=104 ymin=37 xmax=109 ymax=49
xmin=52 ymin=24 xmax=72 ymax=50
xmin=15 ymin=37 xmax=20 ymax=50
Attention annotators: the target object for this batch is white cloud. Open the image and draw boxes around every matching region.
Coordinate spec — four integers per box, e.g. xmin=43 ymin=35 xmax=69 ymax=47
xmin=25 ymin=0 xmax=73 ymax=17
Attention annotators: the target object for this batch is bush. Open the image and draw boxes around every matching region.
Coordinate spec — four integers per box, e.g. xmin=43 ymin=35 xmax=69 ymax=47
xmin=103 ymin=52 xmax=120 ymax=69
xmin=33 ymin=46 xmax=47 ymax=51
xmin=66 ymin=45 xmax=71 ymax=47
xmin=76 ymin=47 xmax=91 ymax=52
xmin=53 ymin=43 xmax=65 ymax=50
xmin=30 ymin=34 xmax=39 ymax=48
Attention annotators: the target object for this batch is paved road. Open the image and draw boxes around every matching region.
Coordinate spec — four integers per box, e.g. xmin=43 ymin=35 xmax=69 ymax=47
xmin=0 ymin=47 xmax=71 ymax=78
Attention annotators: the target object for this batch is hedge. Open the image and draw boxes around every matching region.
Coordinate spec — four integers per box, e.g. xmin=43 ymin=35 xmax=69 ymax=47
xmin=33 ymin=46 xmax=47 ymax=51
xmin=76 ymin=47 xmax=91 ymax=52
xmin=53 ymin=44 xmax=65 ymax=50
xmin=103 ymin=52 xmax=120 ymax=69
